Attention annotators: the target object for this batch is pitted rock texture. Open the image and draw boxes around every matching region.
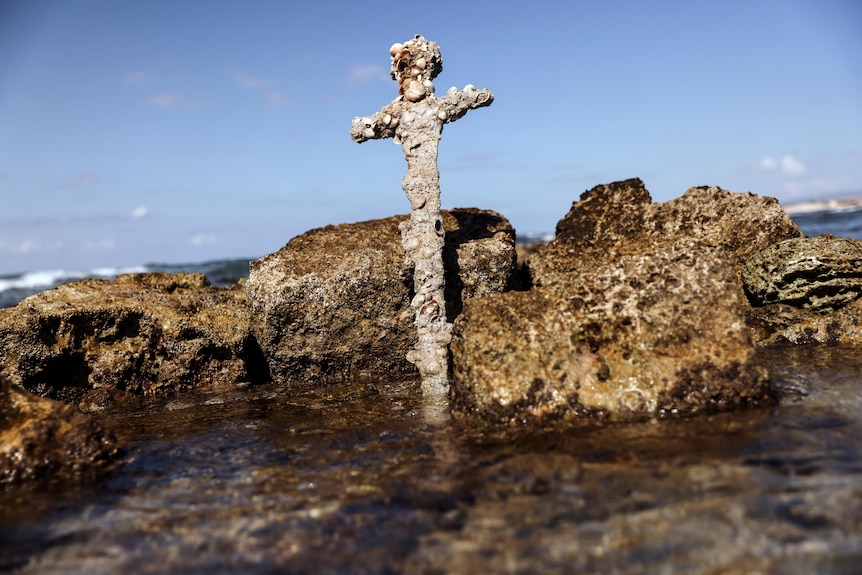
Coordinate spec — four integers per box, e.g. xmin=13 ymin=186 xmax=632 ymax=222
xmin=246 ymin=208 xmax=516 ymax=386
xmin=0 ymin=273 xmax=265 ymax=408
xmin=1 ymin=375 xmax=119 ymax=484
xmin=746 ymin=298 xmax=862 ymax=346
xmin=451 ymin=241 xmax=773 ymax=425
xmin=450 ymin=180 xmax=789 ymax=425
xmin=530 ymin=178 xmax=802 ymax=289
xmin=742 ymin=236 xmax=862 ymax=312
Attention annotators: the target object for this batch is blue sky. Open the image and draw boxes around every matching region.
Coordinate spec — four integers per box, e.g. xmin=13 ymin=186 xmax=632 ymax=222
xmin=1 ymin=0 xmax=860 ymax=274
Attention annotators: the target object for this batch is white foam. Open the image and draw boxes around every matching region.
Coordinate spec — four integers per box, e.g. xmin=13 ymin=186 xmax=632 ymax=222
xmin=0 ymin=265 xmax=148 ymax=292
xmin=91 ymin=265 xmax=148 ymax=277
xmin=784 ymin=198 xmax=862 ymax=215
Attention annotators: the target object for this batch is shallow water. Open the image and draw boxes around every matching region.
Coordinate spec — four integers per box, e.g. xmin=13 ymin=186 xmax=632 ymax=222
xmin=2 ymin=346 xmax=862 ymax=574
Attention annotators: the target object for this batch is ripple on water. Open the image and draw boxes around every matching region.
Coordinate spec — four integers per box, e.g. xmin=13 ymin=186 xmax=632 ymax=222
xmin=2 ymin=347 xmax=862 ymax=573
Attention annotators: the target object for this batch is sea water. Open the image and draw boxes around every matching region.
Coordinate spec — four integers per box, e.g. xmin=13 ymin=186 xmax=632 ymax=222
xmin=2 ymin=347 xmax=862 ymax=572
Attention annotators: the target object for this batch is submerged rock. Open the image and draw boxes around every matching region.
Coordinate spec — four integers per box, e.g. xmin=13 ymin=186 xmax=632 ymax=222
xmin=742 ymin=236 xmax=862 ymax=312
xmin=451 ymin=180 xmax=788 ymax=425
xmin=246 ymin=208 xmax=517 ymax=386
xmin=1 ymin=375 xmax=118 ymax=484
xmin=0 ymin=273 xmax=265 ymax=408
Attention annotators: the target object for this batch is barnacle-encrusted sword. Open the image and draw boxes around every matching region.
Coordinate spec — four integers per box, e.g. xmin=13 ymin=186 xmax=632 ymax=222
xmin=350 ymin=35 xmax=494 ymax=396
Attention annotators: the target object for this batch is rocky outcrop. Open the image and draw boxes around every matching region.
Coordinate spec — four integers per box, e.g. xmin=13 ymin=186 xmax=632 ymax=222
xmin=246 ymin=208 xmax=517 ymax=386
xmin=0 ymin=273 xmax=265 ymax=408
xmin=452 ymin=241 xmax=774 ymax=424
xmin=1 ymin=375 xmax=118 ymax=484
xmin=743 ymin=236 xmax=862 ymax=345
xmin=742 ymin=236 xmax=862 ymax=312
xmin=746 ymin=299 xmax=862 ymax=346
xmin=530 ymin=178 xmax=802 ymax=288
xmin=451 ymin=180 xmax=794 ymax=425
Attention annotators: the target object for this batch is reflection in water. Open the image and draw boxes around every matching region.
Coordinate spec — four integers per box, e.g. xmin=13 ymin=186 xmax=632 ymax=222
xmin=1 ymin=347 xmax=862 ymax=573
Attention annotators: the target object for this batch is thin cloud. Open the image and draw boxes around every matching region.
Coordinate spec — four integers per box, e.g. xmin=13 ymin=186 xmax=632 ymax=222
xmin=347 ymin=63 xmax=388 ymax=86
xmin=262 ymin=89 xmax=290 ymax=108
xmin=56 ymin=171 xmax=101 ymax=190
xmin=233 ymin=71 xmax=291 ymax=108
xmin=123 ymin=70 xmax=151 ymax=86
xmin=783 ymin=177 xmax=860 ymax=200
xmin=759 ymin=155 xmax=806 ymax=177
xmin=759 ymin=157 xmax=778 ymax=171
xmin=83 ymin=238 xmax=116 ymax=251
xmin=233 ymin=71 xmax=269 ymax=89
xmin=145 ymin=92 xmax=202 ymax=110
xmin=779 ymin=155 xmax=806 ymax=177
xmin=130 ymin=206 xmax=148 ymax=220
xmin=72 ymin=172 xmax=100 ymax=187
xmin=1 ymin=210 xmax=148 ymax=228
xmin=0 ymin=238 xmax=62 ymax=255
xmin=190 ymin=232 xmax=217 ymax=246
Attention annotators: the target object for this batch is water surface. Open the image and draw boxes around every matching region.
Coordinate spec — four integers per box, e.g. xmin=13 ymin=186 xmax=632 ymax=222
xmin=2 ymin=346 xmax=861 ymax=573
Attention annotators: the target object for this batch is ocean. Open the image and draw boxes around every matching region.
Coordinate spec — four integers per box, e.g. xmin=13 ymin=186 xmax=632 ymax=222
xmin=0 ymin=259 xmax=252 ymax=309
xmin=2 ymin=204 xmax=860 ymax=310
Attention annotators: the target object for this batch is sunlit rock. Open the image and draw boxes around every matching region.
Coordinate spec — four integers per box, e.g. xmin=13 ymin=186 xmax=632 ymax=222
xmin=246 ymin=209 xmax=516 ymax=388
xmin=451 ymin=179 xmax=795 ymax=425
xmin=0 ymin=375 xmax=118 ymax=484
xmin=0 ymin=273 xmax=264 ymax=408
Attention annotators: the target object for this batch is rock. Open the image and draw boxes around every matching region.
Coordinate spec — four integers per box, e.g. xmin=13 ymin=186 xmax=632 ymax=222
xmin=742 ymin=236 xmax=862 ymax=312
xmin=530 ymin=178 xmax=802 ymax=288
xmin=451 ymin=241 xmax=774 ymax=425
xmin=1 ymin=375 xmax=119 ymax=484
xmin=0 ymin=273 xmax=265 ymax=407
xmin=746 ymin=298 xmax=862 ymax=346
xmin=246 ymin=208 xmax=517 ymax=386
xmin=451 ymin=180 xmax=787 ymax=425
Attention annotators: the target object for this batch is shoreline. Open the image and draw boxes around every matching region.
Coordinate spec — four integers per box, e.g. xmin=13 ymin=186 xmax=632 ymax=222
xmin=782 ymin=196 xmax=862 ymax=215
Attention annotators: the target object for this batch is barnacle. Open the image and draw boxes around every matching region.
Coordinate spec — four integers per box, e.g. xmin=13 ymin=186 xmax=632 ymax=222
xmin=389 ymin=34 xmax=443 ymax=100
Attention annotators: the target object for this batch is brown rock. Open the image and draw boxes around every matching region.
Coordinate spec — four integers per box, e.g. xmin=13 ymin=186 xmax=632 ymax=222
xmin=451 ymin=180 xmax=789 ymax=426
xmin=246 ymin=208 xmax=517 ymax=386
xmin=451 ymin=241 xmax=774 ymax=425
xmin=742 ymin=236 xmax=862 ymax=312
xmin=530 ymin=178 xmax=802 ymax=288
xmin=1 ymin=375 xmax=118 ymax=484
xmin=0 ymin=273 xmax=265 ymax=407
xmin=741 ymin=236 xmax=862 ymax=346
xmin=746 ymin=298 xmax=862 ymax=346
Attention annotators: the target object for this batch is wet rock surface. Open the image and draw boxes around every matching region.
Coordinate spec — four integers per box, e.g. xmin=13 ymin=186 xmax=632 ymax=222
xmin=742 ymin=236 xmax=862 ymax=346
xmin=0 ymin=273 xmax=264 ymax=407
xmin=1 ymin=375 xmax=118 ymax=485
xmin=1 ymin=346 xmax=860 ymax=574
xmin=742 ymin=236 xmax=862 ymax=312
xmin=746 ymin=298 xmax=862 ymax=346
xmin=451 ymin=180 xmax=791 ymax=424
xmin=246 ymin=208 xmax=516 ymax=386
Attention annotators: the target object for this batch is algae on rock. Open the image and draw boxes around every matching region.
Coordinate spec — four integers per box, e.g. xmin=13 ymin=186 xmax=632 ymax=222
xmin=1 ymin=375 xmax=118 ymax=484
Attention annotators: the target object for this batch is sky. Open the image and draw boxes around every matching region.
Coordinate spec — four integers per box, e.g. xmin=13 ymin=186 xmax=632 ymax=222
xmin=1 ymin=0 xmax=861 ymax=275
